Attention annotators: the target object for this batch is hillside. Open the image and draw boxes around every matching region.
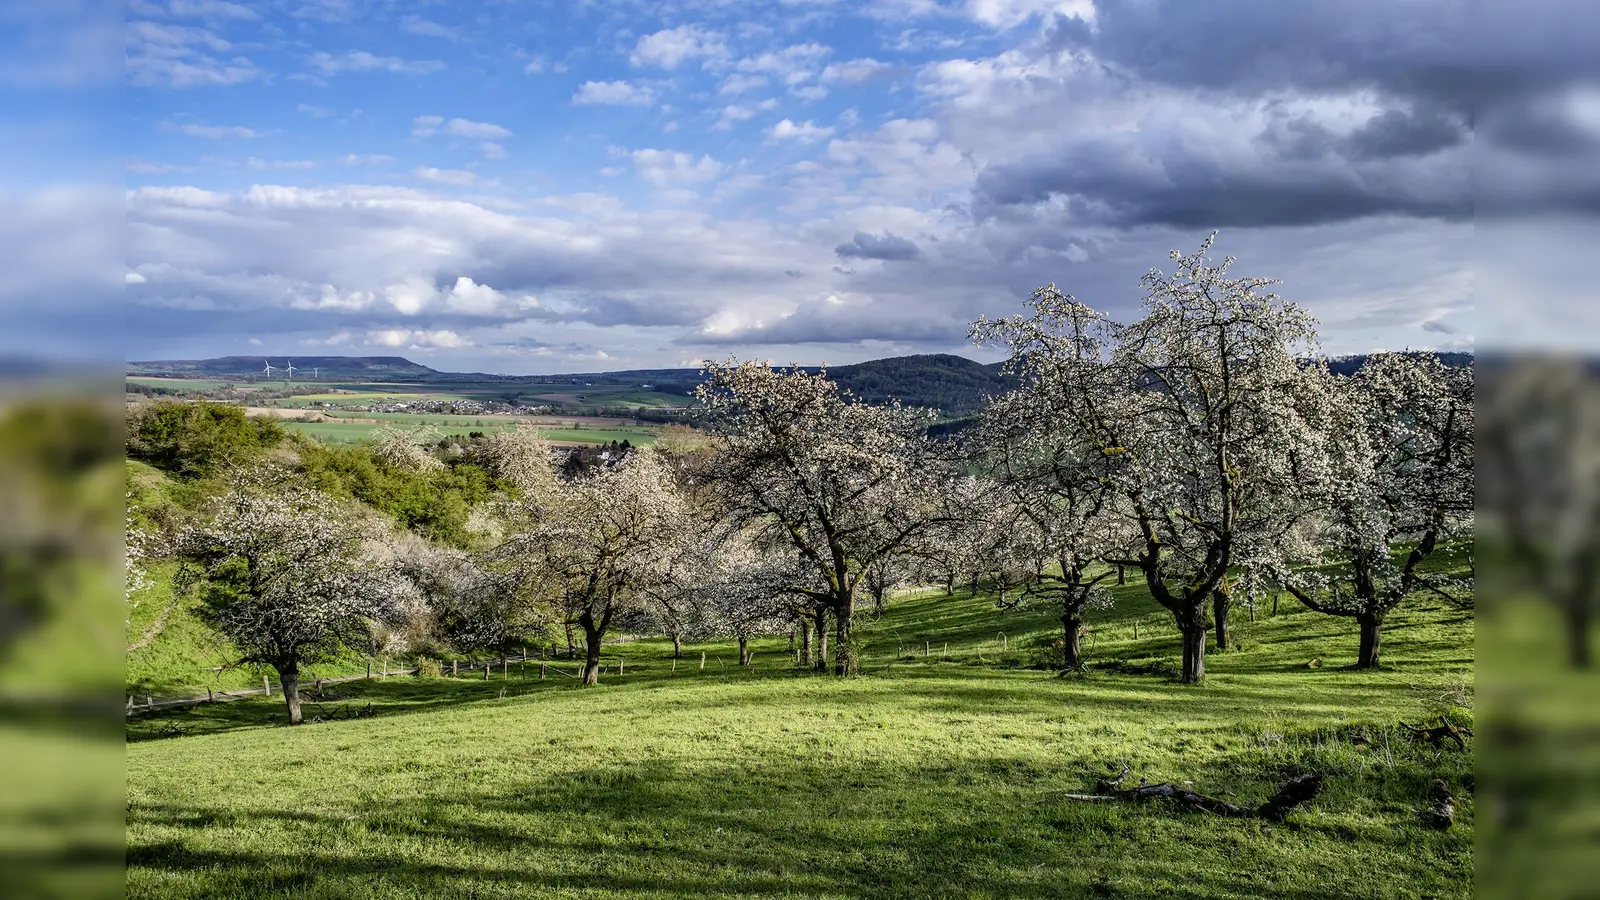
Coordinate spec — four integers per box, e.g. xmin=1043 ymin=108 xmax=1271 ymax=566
xmin=127 ymin=572 xmax=1474 ymax=899
xmin=128 ymin=356 xmax=441 ymax=380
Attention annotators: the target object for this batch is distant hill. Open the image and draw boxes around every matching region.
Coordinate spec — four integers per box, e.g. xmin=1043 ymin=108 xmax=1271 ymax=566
xmin=128 ymin=356 xmax=442 ymax=379
xmin=127 ymin=350 xmax=1471 ymax=417
xmin=824 ymin=354 xmax=1011 ymax=415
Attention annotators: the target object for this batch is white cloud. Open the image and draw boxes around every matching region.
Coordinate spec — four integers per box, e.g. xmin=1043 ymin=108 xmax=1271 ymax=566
xmin=412 ymin=166 xmax=478 ymax=186
xmin=768 ymin=118 xmax=834 ymax=142
xmin=243 ymin=157 xmax=316 ymax=170
xmin=630 ymin=25 xmax=726 ymax=70
xmin=367 ymin=328 xmax=473 ymax=350
xmin=399 ymin=16 xmax=461 ymax=41
xmin=821 ymin=58 xmax=892 ymax=84
xmin=718 ymin=73 xmax=767 ymax=95
xmin=735 ymin=43 xmax=831 ymax=84
xmin=445 ymin=118 xmax=512 ymax=138
xmin=173 ymin=122 xmax=260 ymax=139
xmin=295 ymin=103 xmax=334 ymax=118
xmin=410 ymin=114 xmax=444 ymax=136
xmin=247 ymin=337 xmax=263 ymax=345
xmin=572 ymin=80 xmax=655 ymax=106
xmin=125 ymin=20 xmax=262 ymax=88
xmin=308 ymin=50 xmax=444 ymax=76
xmin=126 ymin=271 xmax=148 ymax=285
xmin=630 ymin=149 xmax=726 ymax=186
xmin=481 ymin=142 xmax=506 ymax=159
xmin=339 ymin=153 xmax=397 ymax=165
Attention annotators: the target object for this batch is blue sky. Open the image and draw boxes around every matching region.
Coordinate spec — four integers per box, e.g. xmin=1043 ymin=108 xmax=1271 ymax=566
xmin=115 ymin=0 xmax=1504 ymax=372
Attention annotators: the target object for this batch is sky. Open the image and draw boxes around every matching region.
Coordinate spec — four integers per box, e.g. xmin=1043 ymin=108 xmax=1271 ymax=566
xmin=92 ymin=0 xmax=1588 ymax=371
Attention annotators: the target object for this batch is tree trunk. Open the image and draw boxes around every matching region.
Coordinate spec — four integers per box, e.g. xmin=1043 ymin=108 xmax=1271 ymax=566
xmin=968 ymin=575 xmax=981 ymax=596
xmin=671 ymin=631 xmax=683 ymax=659
xmin=1117 ymin=565 xmax=1125 ymax=585
xmin=738 ymin=636 xmax=751 ymax=666
xmin=580 ymin=618 xmax=603 ymax=685
xmin=1567 ymin=603 xmax=1594 ymax=669
xmin=1061 ymin=615 xmax=1084 ymax=671
xmin=872 ymin=585 xmax=886 ymax=615
xmin=278 ymin=663 xmax=302 ymax=725
xmin=565 ymin=622 xmax=576 ymax=658
xmin=834 ymin=604 xmax=857 ymax=676
xmin=812 ymin=608 xmax=829 ymax=672
xmin=944 ymin=573 xmax=955 ymax=596
xmin=799 ymin=617 xmax=813 ymax=667
xmin=1212 ymin=589 xmax=1230 ymax=652
xmin=1357 ymin=614 xmax=1383 ymax=669
xmin=1179 ymin=618 xmax=1207 ymax=684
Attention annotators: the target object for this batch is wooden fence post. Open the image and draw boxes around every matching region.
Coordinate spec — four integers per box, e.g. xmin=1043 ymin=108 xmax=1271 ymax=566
xmin=502 ymin=659 xmax=508 ymax=679
xmin=382 ymin=660 xmax=388 ymax=678
xmin=619 ymin=658 xmax=625 ymax=676
xmin=672 ymin=657 xmax=677 ymax=674
xmin=367 ymin=660 xmax=372 ymax=679
xmin=540 ymin=662 xmax=547 ymax=680
xmin=700 ymin=652 xmax=706 ymax=671
xmin=147 ymin=694 xmax=155 ymax=708
xmin=452 ymin=659 xmax=458 ymax=676
xmin=1133 ymin=621 xmax=1139 ymax=640
xmin=925 ymin=641 xmax=929 ymax=658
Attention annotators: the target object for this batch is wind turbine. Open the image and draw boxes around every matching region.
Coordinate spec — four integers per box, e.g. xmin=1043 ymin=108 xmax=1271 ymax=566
xmin=312 ymin=366 xmax=319 ymax=379
xmin=283 ymin=360 xmax=296 ymax=382
xmin=262 ymin=359 xmax=276 ymax=380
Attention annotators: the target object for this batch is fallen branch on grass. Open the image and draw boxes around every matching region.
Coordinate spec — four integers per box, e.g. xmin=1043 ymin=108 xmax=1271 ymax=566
xmin=1400 ymin=716 xmax=1472 ymax=751
xmin=1046 ymin=766 xmax=1325 ymax=822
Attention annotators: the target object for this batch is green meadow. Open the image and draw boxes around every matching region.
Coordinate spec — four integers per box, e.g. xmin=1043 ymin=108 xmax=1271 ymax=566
xmin=126 ymin=573 xmax=1474 ymax=899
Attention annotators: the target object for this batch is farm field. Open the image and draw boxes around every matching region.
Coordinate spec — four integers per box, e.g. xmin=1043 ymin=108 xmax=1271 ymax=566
xmin=126 ymin=575 xmax=1474 ymax=899
xmin=277 ymin=419 xmax=659 ymax=445
xmin=127 ymin=377 xmax=270 ymax=391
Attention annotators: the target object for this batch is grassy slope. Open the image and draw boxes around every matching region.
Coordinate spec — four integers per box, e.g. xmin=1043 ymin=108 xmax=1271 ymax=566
xmin=127 ymin=574 xmax=1473 ymax=899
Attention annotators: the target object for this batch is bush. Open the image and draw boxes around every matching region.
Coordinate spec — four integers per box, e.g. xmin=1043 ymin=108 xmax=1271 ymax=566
xmin=415 ymin=657 xmax=442 ymax=678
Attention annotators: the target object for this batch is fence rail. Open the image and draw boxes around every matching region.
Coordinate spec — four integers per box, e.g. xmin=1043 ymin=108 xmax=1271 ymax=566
xmin=124 ymin=648 xmax=588 ymax=716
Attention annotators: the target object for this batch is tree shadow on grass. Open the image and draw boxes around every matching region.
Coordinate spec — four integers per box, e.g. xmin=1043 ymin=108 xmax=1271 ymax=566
xmin=127 ymin=750 xmax=1467 ymax=900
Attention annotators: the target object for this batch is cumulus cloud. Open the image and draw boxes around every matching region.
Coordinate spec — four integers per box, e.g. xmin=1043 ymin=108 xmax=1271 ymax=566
xmin=572 ymin=80 xmax=655 ymax=106
xmin=820 ymin=58 xmax=893 ymax=85
xmin=835 ymin=231 xmax=923 ymax=261
xmin=767 ymin=119 xmax=833 ymax=142
xmin=630 ymin=25 xmax=726 ymax=70
xmin=629 ymin=149 xmax=725 ymax=186
xmin=412 ymin=166 xmax=477 ymax=186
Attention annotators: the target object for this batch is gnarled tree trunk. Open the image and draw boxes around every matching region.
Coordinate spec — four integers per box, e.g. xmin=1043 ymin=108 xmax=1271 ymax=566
xmin=812 ymin=607 xmax=829 ymax=672
xmin=799 ymin=617 xmax=813 ymax=667
xmin=833 ymin=601 xmax=858 ymax=676
xmin=671 ymin=631 xmax=683 ymax=659
xmin=738 ymin=636 xmax=751 ymax=666
xmin=1356 ymin=613 xmax=1383 ymax=669
xmin=278 ymin=662 xmax=302 ymax=725
xmin=1178 ymin=611 xmax=1207 ymax=684
xmin=1061 ymin=615 xmax=1084 ymax=671
xmin=579 ymin=613 xmax=604 ymax=685
xmin=1212 ymin=588 xmax=1230 ymax=652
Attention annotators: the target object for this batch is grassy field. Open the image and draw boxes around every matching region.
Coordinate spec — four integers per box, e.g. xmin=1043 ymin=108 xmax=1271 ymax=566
xmin=278 ymin=420 xmax=659 ymax=445
xmin=126 ymin=573 xmax=1474 ymax=899
xmin=127 ymin=377 xmax=270 ymax=391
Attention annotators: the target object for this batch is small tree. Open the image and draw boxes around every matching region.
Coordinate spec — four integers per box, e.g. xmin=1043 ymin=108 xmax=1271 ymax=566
xmin=695 ymin=359 xmax=952 ymax=676
xmin=174 ymin=485 xmax=387 ymax=724
xmin=497 ymin=448 xmax=685 ymax=684
xmin=1275 ymin=353 xmax=1474 ymax=667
